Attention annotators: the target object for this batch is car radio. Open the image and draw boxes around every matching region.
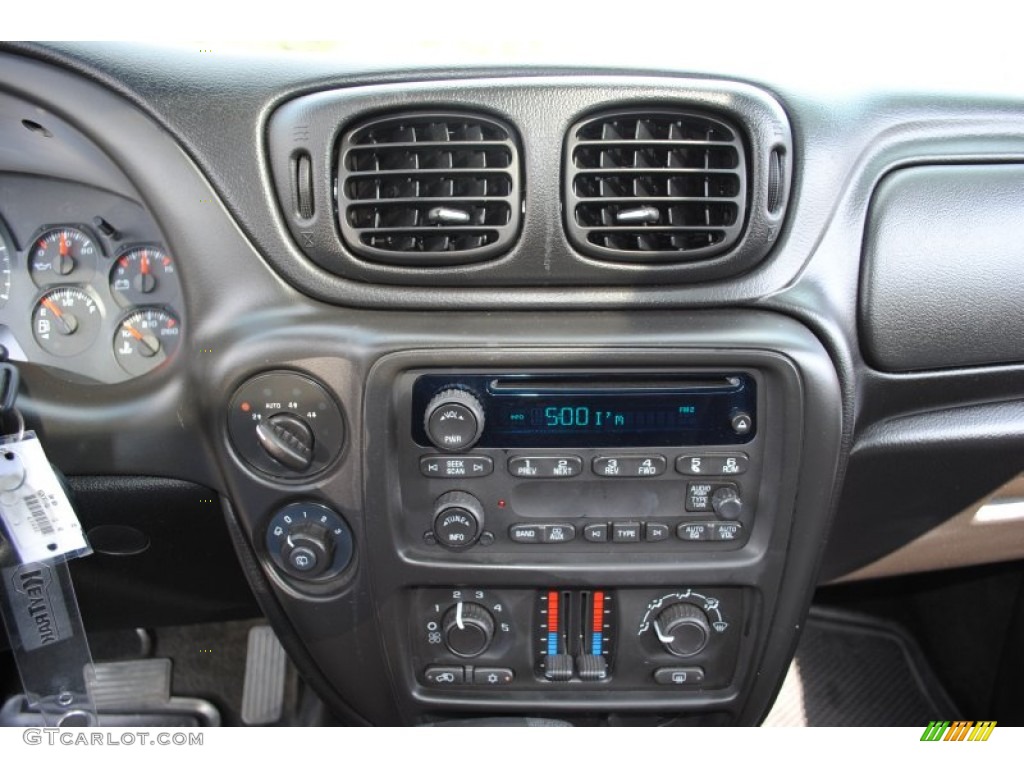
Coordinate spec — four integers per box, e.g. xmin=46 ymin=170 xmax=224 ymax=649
xmin=393 ymin=369 xmax=764 ymax=555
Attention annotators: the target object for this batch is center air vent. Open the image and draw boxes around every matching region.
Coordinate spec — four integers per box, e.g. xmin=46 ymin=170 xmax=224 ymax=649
xmin=564 ymin=110 xmax=747 ymax=263
xmin=337 ymin=112 xmax=522 ymax=266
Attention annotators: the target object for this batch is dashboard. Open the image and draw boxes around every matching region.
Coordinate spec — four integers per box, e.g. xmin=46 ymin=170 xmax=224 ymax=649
xmin=0 ymin=40 xmax=1022 ymax=727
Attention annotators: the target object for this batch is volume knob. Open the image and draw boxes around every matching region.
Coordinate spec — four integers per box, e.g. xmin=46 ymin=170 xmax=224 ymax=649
xmin=424 ymin=388 xmax=485 ymax=452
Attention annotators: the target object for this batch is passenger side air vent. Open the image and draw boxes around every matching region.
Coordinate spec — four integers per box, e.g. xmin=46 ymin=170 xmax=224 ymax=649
xmin=564 ymin=110 xmax=747 ymax=263
xmin=337 ymin=112 xmax=522 ymax=266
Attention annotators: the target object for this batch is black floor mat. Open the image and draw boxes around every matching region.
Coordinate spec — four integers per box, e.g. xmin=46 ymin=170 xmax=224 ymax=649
xmin=764 ymin=607 xmax=959 ymax=726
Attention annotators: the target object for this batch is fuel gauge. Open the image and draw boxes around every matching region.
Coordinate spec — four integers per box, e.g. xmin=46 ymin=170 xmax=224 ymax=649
xmin=113 ymin=308 xmax=181 ymax=376
xmin=32 ymin=287 xmax=103 ymax=357
xmin=109 ymin=246 xmax=178 ymax=307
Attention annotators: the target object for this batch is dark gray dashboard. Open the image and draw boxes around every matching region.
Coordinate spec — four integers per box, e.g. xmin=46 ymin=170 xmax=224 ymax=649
xmin=0 ymin=42 xmax=1023 ymax=725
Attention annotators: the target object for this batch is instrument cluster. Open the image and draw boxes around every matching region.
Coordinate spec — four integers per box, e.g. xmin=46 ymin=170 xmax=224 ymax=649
xmin=0 ymin=176 xmax=184 ymax=383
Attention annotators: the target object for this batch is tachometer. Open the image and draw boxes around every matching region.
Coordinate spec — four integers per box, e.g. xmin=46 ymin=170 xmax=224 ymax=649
xmin=32 ymin=287 xmax=103 ymax=357
xmin=113 ymin=308 xmax=181 ymax=376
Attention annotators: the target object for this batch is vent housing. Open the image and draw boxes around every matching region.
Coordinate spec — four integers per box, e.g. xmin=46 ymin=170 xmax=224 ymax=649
xmin=565 ymin=109 xmax=747 ymax=263
xmin=337 ymin=112 xmax=522 ymax=266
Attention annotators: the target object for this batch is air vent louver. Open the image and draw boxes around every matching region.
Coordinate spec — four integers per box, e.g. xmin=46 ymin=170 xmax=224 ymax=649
xmin=565 ymin=110 xmax=747 ymax=263
xmin=338 ymin=112 xmax=521 ymax=266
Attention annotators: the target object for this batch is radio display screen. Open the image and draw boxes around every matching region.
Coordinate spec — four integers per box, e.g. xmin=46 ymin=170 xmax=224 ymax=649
xmin=412 ymin=373 xmax=756 ymax=448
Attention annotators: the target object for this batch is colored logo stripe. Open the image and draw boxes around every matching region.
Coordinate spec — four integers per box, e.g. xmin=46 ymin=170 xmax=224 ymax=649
xmin=920 ymin=720 xmax=997 ymax=742
xmin=921 ymin=721 xmax=950 ymax=741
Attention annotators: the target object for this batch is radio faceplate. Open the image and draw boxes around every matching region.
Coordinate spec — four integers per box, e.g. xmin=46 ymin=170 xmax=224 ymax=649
xmin=396 ymin=369 xmax=765 ymax=556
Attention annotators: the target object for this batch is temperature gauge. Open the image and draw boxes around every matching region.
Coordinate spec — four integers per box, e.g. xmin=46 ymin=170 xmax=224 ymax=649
xmin=29 ymin=226 xmax=99 ymax=287
xmin=32 ymin=287 xmax=103 ymax=357
xmin=113 ymin=308 xmax=181 ymax=376
xmin=109 ymin=246 xmax=178 ymax=307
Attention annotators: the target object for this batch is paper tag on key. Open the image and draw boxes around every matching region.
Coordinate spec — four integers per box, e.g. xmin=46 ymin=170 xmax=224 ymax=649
xmin=0 ymin=431 xmax=90 ymax=563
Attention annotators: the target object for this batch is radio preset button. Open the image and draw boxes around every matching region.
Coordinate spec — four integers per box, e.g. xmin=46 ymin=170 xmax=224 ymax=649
xmin=676 ymin=453 xmax=749 ymax=476
xmin=507 ymin=456 xmax=582 ymax=479
xmin=645 ymin=523 xmax=670 ymax=542
xmin=592 ymin=455 xmax=667 ymax=478
xmin=420 ymin=455 xmax=493 ymax=478
xmin=583 ymin=523 xmax=609 ymax=542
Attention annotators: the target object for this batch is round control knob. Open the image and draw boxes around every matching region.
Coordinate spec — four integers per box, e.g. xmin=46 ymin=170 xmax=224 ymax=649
xmin=255 ymin=413 xmax=315 ymax=471
xmin=432 ymin=491 xmax=484 ymax=549
xmin=654 ymin=602 xmax=712 ymax=657
xmin=711 ymin=486 xmax=743 ymax=520
xmin=279 ymin=522 xmax=334 ymax=579
xmin=442 ymin=602 xmax=495 ymax=657
xmin=424 ymin=388 xmax=485 ymax=452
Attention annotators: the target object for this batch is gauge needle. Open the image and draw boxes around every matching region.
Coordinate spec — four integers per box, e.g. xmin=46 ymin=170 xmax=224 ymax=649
xmin=137 ymin=249 xmax=156 ymax=293
xmin=55 ymin=232 xmax=74 ymax=275
xmin=42 ymin=298 xmax=78 ymax=335
xmin=125 ymin=324 xmax=160 ymax=357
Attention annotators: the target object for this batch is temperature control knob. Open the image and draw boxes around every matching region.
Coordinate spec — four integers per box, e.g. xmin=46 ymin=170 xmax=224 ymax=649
xmin=424 ymin=388 xmax=485 ymax=451
xmin=432 ymin=491 xmax=484 ymax=549
xmin=654 ymin=603 xmax=712 ymax=657
xmin=442 ymin=602 xmax=495 ymax=657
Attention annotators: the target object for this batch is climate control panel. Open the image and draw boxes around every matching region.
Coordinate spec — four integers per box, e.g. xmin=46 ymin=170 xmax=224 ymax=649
xmin=409 ymin=587 xmax=745 ymax=693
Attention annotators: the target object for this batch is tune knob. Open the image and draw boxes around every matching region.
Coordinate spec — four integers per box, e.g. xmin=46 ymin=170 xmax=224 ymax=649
xmin=432 ymin=491 xmax=484 ymax=549
xmin=424 ymin=388 xmax=485 ymax=451
xmin=654 ymin=603 xmax=712 ymax=657
xmin=711 ymin=486 xmax=743 ymax=520
xmin=442 ymin=602 xmax=495 ymax=657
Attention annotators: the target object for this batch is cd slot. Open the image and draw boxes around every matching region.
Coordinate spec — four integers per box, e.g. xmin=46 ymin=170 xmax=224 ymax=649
xmin=489 ymin=375 xmax=740 ymax=393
